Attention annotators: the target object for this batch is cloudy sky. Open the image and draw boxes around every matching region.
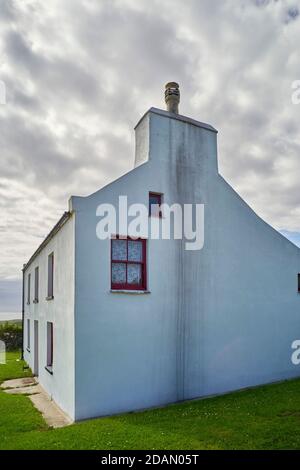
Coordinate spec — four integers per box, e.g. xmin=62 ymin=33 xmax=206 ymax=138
xmin=0 ymin=0 xmax=300 ymax=316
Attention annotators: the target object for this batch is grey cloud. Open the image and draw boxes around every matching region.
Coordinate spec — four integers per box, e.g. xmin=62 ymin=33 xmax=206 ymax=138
xmin=0 ymin=0 xmax=16 ymax=22
xmin=286 ymin=7 xmax=299 ymax=22
xmin=4 ymin=30 xmax=101 ymax=107
xmin=0 ymin=280 xmax=22 ymax=313
xmin=0 ymin=0 xmax=300 ymax=307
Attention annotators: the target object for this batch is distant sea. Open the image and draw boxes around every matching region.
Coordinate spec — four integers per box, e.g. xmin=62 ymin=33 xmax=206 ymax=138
xmin=280 ymin=231 xmax=300 ymax=248
xmin=0 ymin=312 xmax=22 ymax=321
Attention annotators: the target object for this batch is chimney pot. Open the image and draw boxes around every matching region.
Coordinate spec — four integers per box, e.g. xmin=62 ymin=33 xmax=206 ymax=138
xmin=165 ymin=82 xmax=180 ymax=114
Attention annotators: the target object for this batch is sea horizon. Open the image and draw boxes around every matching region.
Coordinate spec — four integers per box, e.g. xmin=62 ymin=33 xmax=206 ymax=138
xmin=0 ymin=312 xmax=22 ymax=321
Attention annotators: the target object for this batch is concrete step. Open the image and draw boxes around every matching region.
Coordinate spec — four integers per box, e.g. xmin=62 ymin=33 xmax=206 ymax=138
xmin=1 ymin=377 xmax=37 ymax=389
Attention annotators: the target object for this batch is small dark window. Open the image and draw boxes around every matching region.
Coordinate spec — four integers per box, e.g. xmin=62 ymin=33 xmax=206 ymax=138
xmin=34 ymin=266 xmax=39 ymax=302
xmin=111 ymin=237 xmax=147 ymax=291
xmin=46 ymin=322 xmax=53 ymax=369
xmin=149 ymin=192 xmax=163 ymax=217
xmin=27 ymin=319 xmax=30 ymax=350
xmin=47 ymin=253 xmax=54 ymax=299
xmin=298 ymin=273 xmax=300 ymax=293
xmin=27 ymin=273 xmax=31 ymax=304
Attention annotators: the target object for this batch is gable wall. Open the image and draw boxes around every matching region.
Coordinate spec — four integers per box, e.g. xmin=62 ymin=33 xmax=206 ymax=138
xmin=72 ymin=110 xmax=300 ymax=419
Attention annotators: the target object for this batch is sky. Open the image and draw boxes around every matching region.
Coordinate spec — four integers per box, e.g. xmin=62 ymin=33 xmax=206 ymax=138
xmin=0 ymin=0 xmax=300 ymax=316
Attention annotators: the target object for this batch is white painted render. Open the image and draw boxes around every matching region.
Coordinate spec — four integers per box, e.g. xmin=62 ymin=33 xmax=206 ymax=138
xmin=23 ymin=215 xmax=75 ymax=420
xmin=24 ymin=107 xmax=300 ymax=420
xmin=71 ymin=108 xmax=300 ymax=419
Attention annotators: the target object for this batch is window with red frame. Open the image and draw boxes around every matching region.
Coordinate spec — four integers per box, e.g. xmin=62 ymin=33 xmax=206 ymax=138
xmin=27 ymin=319 xmax=30 ymax=351
xmin=27 ymin=273 xmax=31 ymax=304
xmin=47 ymin=253 xmax=54 ymax=299
xmin=149 ymin=192 xmax=163 ymax=217
xmin=46 ymin=322 xmax=53 ymax=369
xmin=111 ymin=238 xmax=147 ymax=290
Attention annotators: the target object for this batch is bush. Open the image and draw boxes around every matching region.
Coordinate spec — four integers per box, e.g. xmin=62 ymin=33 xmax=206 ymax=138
xmin=0 ymin=322 xmax=23 ymax=352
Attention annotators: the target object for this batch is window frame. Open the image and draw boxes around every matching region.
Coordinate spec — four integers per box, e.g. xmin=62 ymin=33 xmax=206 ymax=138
xmin=46 ymin=322 xmax=53 ymax=372
xmin=27 ymin=319 xmax=30 ymax=351
xmin=298 ymin=273 xmax=300 ymax=293
xmin=47 ymin=253 xmax=54 ymax=300
xmin=34 ymin=266 xmax=39 ymax=303
xmin=111 ymin=237 xmax=147 ymax=291
xmin=27 ymin=273 xmax=31 ymax=305
xmin=149 ymin=192 xmax=163 ymax=218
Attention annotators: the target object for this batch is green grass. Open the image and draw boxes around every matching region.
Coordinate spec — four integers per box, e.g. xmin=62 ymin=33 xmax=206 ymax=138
xmin=1 ymin=352 xmax=300 ymax=449
xmin=0 ymin=319 xmax=22 ymax=326
xmin=0 ymin=351 xmax=32 ymax=383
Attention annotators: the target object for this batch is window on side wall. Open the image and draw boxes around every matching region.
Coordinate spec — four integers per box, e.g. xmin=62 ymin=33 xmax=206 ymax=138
xmin=46 ymin=322 xmax=53 ymax=372
xmin=298 ymin=273 xmax=300 ymax=293
xmin=27 ymin=319 xmax=30 ymax=351
xmin=34 ymin=266 xmax=39 ymax=303
xmin=149 ymin=192 xmax=163 ymax=217
xmin=111 ymin=237 xmax=147 ymax=291
xmin=47 ymin=253 xmax=54 ymax=299
xmin=27 ymin=273 xmax=31 ymax=305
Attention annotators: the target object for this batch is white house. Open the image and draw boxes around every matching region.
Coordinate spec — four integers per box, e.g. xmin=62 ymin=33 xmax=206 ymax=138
xmin=23 ymin=83 xmax=300 ymax=422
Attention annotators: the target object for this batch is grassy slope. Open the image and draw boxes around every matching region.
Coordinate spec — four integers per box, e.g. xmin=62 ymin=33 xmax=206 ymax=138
xmin=0 ymin=320 xmax=22 ymax=326
xmin=1 ymin=352 xmax=300 ymax=449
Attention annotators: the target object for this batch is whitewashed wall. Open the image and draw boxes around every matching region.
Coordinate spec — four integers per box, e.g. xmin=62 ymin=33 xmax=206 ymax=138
xmin=23 ymin=216 xmax=75 ymax=419
xmin=23 ymin=107 xmax=300 ymax=421
xmin=71 ymin=108 xmax=300 ymax=420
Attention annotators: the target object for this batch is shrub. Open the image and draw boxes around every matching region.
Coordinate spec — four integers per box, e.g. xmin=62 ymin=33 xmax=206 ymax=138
xmin=0 ymin=322 xmax=23 ymax=352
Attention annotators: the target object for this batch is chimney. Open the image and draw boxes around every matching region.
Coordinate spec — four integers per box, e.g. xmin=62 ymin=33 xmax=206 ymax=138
xmin=165 ymin=82 xmax=180 ymax=114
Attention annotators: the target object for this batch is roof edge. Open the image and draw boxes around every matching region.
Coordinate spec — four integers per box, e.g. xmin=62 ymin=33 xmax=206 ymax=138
xmin=23 ymin=211 xmax=72 ymax=272
xmin=134 ymin=107 xmax=218 ymax=133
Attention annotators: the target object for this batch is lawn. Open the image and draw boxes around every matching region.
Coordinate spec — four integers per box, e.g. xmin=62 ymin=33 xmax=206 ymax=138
xmin=1 ymin=352 xmax=300 ymax=449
